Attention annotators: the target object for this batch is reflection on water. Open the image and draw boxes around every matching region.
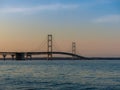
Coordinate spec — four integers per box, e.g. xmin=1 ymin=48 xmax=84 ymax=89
xmin=0 ymin=60 xmax=120 ymax=90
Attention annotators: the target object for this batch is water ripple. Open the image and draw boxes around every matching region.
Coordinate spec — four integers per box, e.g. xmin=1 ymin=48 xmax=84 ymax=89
xmin=0 ymin=60 xmax=120 ymax=90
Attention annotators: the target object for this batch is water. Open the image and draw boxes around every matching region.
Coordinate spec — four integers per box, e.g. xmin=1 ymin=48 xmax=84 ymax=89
xmin=0 ymin=60 xmax=120 ymax=90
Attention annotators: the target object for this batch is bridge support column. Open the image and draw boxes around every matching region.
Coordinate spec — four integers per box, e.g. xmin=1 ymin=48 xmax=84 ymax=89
xmin=16 ymin=53 xmax=25 ymax=60
xmin=3 ymin=54 xmax=6 ymax=60
xmin=26 ymin=54 xmax=32 ymax=60
xmin=47 ymin=34 xmax=53 ymax=60
xmin=11 ymin=55 xmax=15 ymax=60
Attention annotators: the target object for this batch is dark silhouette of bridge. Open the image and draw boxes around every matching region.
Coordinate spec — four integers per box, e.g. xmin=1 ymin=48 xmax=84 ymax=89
xmin=0 ymin=35 xmax=86 ymax=60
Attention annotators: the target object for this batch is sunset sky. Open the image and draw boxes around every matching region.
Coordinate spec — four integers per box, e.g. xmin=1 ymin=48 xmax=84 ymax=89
xmin=0 ymin=0 xmax=120 ymax=57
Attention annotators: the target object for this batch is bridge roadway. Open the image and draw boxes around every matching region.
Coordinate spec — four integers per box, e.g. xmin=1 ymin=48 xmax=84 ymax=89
xmin=0 ymin=51 xmax=85 ymax=60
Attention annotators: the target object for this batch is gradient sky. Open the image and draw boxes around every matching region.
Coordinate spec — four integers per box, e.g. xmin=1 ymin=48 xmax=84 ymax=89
xmin=0 ymin=0 xmax=120 ymax=57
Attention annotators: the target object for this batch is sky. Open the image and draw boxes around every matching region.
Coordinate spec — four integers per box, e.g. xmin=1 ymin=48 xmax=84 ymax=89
xmin=0 ymin=0 xmax=120 ymax=57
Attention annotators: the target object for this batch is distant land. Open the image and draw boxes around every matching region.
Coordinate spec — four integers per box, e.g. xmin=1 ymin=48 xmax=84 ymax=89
xmin=0 ymin=57 xmax=120 ymax=60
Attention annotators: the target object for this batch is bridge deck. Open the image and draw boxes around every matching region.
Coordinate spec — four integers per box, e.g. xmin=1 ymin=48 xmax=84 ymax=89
xmin=0 ymin=51 xmax=85 ymax=59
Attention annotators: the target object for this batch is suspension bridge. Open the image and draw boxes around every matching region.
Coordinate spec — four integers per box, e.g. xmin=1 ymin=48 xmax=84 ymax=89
xmin=0 ymin=34 xmax=86 ymax=60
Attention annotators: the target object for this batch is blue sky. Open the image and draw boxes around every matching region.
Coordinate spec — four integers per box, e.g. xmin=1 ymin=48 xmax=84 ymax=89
xmin=0 ymin=0 xmax=120 ymax=56
xmin=0 ymin=0 xmax=120 ymax=24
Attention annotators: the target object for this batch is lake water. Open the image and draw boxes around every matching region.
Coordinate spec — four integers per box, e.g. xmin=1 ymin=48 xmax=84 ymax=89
xmin=0 ymin=60 xmax=120 ymax=90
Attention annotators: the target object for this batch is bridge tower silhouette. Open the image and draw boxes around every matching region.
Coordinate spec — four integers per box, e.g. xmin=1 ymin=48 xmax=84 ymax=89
xmin=47 ymin=34 xmax=53 ymax=59
xmin=72 ymin=42 xmax=76 ymax=59
xmin=72 ymin=42 xmax=76 ymax=54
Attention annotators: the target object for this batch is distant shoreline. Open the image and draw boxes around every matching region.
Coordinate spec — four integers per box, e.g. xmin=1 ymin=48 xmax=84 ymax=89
xmin=0 ymin=57 xmax=120 ymax=60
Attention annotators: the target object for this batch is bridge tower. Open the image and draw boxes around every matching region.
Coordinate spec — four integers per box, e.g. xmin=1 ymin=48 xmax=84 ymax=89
xmin=72 ymin=42 xmax=76 ymax=59
xmin=47 ymin=34 xmax=53 ymax=59
xmin=72 ymin=42 xmax=76 ymax=54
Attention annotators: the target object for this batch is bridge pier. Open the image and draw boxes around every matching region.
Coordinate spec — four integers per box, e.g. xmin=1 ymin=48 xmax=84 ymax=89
xmin=11 ymin=55 xmax=15 ymax=60
xmin=26 ymin=54 xmax=32 ymax=60
xmin=3 ymin=54 xmax=6 ymax=60
xmin=16 ymin=53 xmax=25 ymax=60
